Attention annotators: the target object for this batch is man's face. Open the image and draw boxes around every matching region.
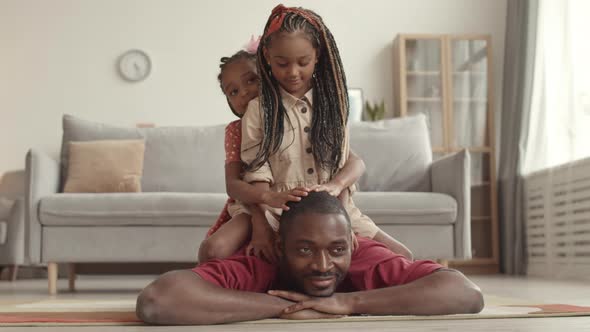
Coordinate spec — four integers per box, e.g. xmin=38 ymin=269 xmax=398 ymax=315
xmin=279 ymin=212 xmax=352 ymax=297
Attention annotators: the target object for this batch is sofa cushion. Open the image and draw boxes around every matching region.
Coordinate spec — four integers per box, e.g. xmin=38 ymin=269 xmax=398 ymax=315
xmin=64 ymin=139 xmax=145 ymax=193
xmin=61 ymin=115 xmax=142 ymax=188
xmin=37 ymin=192 xmax=455 ymax=227
xmin=0 ymin=221 xmax=6 ymax=245
xmin=140 ymin=125 xmax=225 ymax=193
xmin=353 ymin=192 xmax=456 ymax=225
xmin=39 ymin=193 xmax=227 ymax=227
xmin=349 ymin=115 xmax=432 ymax=192
xmin=61 ymin=114 xmax=226 ymax=193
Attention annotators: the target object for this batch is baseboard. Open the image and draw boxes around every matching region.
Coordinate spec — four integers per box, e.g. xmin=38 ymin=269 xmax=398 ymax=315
xmin=74 ymin=262 xmax=196 ymax=275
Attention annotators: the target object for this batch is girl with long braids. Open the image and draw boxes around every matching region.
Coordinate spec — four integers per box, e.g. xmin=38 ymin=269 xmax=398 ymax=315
xmin=199 ymin=38 xmax=368 ymax=263
xmin=241 ymin=4 xmax=413 ymax=258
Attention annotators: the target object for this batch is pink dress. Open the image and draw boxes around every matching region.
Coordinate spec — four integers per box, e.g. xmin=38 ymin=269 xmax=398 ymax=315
xmin=206 ymin=119 xmax=242 ymax=237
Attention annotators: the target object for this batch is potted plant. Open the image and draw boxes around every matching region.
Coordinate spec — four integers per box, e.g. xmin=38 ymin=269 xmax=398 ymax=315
xmin=364 ymin=100 xmax=386 ymax=121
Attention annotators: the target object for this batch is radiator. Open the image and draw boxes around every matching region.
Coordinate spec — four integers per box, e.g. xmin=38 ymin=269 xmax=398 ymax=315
xmin=524 ymin=157 xmax=590 ymax=279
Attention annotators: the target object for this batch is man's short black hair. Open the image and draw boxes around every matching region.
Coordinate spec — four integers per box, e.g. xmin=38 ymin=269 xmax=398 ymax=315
xmin=279 ymin=191 xmax=351 ymax=241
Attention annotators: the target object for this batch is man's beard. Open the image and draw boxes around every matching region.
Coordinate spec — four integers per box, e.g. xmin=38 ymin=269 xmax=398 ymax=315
xmin=304 ymin=271 xmax=343 ymax=297
xmin=278 ymin=261 xmax=343 ymax=297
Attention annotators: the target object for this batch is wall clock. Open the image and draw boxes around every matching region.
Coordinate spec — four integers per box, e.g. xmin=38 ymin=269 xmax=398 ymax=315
xmin=118 ymin=49 xmax=151 ymax=82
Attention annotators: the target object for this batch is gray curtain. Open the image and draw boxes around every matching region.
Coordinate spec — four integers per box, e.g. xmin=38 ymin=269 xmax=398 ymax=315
xmin=498 ymin=0 xmax=539 ymax=275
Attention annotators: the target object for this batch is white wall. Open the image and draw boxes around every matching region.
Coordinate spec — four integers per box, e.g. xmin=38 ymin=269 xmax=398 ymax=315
xmin=0 ymin=0 xmax=507 ymax=190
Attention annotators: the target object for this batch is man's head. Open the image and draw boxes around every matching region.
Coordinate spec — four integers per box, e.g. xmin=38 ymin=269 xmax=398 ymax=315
xmin=277 ymin=191 xmax=352 ymax=297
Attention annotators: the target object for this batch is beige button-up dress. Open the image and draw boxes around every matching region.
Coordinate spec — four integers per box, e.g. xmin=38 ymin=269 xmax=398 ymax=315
xmin=241 ymin=88 xmax=379 ymax=238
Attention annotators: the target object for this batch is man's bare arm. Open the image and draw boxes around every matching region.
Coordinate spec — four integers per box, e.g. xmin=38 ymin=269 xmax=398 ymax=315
xmin=349 ymin=269 xmax=483 ymax=315
xmin=136 ymin=270 xmax=339 ymax=325
xmin=273 ymin=270 xmax=484 ymax=317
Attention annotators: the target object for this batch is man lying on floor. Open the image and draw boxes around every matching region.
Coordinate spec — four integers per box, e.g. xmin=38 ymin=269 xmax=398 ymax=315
xmin=136 ymin=191 xmax=484 ymax=325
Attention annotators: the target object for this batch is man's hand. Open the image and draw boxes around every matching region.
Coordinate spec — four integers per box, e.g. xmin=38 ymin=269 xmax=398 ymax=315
xmin=310 ymin=181 xmax=345 ymax=197
xmin=268 ymin=290 xmax=354 ymax=316
xmin=279 ymin=308 xmax=344 ymax=320
xmin=246 ymin=217 xmax=278 ymax=263
xmin=261 ymin=187 xmax=310 ymax=210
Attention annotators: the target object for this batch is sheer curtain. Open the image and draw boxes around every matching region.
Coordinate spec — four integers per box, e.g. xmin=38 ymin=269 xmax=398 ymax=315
xmin=519 ymin=0 xmax=590 ymax=279
xmin=523 ymin=0 xmax=590 ymax=173
xmin=499 ymin=0 xmax=590 ymax=276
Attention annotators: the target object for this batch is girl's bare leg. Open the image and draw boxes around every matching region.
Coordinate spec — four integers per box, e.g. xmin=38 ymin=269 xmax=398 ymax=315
xmin=198 ymin=213 xmax=251 ymax=263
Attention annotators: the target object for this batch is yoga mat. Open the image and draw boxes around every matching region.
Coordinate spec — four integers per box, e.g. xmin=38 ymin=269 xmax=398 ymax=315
xmin=1 ymin=296 xmax=589 ymax=326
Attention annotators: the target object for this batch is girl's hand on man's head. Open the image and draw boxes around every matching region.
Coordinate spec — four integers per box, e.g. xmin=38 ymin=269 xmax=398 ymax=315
xmin=310 ymin=182 xmax=345 ymax=197
xmin=262 ymin=187 xmax=310 ymax=210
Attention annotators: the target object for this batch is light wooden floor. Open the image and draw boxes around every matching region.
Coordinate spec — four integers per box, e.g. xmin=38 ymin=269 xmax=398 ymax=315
xmin=1 ymin=274 xmax=590 ymax=331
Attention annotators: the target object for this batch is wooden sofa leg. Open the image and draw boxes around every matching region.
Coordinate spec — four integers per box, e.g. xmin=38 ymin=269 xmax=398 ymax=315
xmin=48 ymin=263 xmax=58 ymax=295
xmin=8 ymin=265 xmax=19 ymax=281
xmin=68 ymin=263 xmax=76 ymax=292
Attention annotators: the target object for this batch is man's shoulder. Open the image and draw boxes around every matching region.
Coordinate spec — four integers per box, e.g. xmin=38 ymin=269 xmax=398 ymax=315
xmin=347 ymin=237 xmax=443 ymax=289
xmin=192 ymin=250 xmax=278 ymax=292
xmin=352 ymin=237 xmax=414 ymax=264
xmin=355 ymin=236 xmax=389 ymax=251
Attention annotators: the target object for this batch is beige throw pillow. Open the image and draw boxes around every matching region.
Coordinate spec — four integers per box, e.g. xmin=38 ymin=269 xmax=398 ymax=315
xmin=64 ymin=140 xmax=145 ymax=193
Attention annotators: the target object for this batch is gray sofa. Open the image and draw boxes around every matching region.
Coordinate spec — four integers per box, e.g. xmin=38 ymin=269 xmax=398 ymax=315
xmin=25 ymin=114 xmax=470 ymax=294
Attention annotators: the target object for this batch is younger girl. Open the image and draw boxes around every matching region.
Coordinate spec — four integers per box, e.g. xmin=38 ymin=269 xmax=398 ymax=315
xmin=241 ymin=5 xmax=413 ymax=259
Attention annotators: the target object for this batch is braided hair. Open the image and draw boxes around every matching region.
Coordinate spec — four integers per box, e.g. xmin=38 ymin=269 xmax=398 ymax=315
xmin=248 ymin=5 xmax=349 ymax=177
xmin=217 ymin=50 xmax=257 ymax=118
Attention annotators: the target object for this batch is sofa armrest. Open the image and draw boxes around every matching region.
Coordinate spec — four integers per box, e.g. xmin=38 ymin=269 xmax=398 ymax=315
xmin=431 ymin=149 xmax=471 ymax=259
xmin=0 ymin=198 xmax=25 ymax=264
xmin=25 ymin=149 xmax=60 ymax=264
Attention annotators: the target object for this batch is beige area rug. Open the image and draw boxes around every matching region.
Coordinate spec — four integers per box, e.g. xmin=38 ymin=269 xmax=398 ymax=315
xmin=1 ymin=295 xmax=590 ymax=326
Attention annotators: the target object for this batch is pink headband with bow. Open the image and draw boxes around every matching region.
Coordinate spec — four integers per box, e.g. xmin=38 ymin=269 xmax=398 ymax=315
xmin=243 ymin=35 xmax=261 ymax=54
